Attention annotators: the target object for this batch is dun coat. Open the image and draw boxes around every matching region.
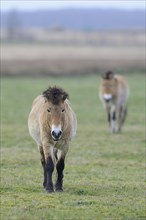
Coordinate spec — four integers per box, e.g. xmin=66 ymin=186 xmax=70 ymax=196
xmin=99 ymin=71 xmax=129 ymax=133
xmin=28 ymin=86 xmax=77 ymax=192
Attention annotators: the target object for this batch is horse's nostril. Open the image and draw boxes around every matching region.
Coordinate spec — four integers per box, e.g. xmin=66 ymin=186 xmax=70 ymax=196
xmin=59 ymin=131 xmax=62 ymax=136
xmin=52 ymin=131 xmax=55 ymax=136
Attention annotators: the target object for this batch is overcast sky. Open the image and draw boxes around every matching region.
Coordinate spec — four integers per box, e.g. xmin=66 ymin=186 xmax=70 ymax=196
xmin=1 ymin=0 xmax=145 ymax=11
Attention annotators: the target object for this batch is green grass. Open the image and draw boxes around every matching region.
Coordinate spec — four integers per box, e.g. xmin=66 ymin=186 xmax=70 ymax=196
xmin=1 ymin=74 xmax=145 ymax=220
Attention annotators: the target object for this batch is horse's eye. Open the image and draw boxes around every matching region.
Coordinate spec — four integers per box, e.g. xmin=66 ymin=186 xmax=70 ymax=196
xmin=62 ymin=109 xmax=65 ymax=112
xmin=47 ymin=109 xmax=51 ymax=113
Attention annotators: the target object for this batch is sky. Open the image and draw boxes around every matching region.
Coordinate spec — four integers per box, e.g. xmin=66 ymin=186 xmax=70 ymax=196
xmin=1 ymin=0 xmax=145 ymax=11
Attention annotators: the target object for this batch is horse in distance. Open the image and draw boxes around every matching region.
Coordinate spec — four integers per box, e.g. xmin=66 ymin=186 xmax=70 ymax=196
xmin=28 ymin=86 xmax=77 ymax=193
xmin=99 ymin=71 xmax=129 ymax=133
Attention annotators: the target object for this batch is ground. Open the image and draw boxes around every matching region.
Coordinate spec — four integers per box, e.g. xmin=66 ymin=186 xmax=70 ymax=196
xmin=1 ymin=74 xmax=145 ymax=220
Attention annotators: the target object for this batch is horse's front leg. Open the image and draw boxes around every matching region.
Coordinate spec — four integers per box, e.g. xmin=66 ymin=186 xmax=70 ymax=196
xmin=43 ymin=143 xmax=54 ymax=193
xmin=39 ymin=146 xmax=47 ymax=188
xmin=110 ymin=108 xmax=116 ymax=133
xmin=55 ymin=158 xmax=64 ymax=192
xmin=106 ymin=106 xmax=111 ymax=132
xmin=55 ymin=147 xmax=68 ymax=192
xmin=107 ymin=111 xmax=111 ymax=127
xmin=46 ymin=155 xmax=54 ymax=193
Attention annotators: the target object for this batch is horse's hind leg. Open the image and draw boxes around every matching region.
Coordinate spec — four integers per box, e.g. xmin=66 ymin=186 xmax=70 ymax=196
xmin=122 ymin=107 xmax=127 ymax=125
xmin=39 ymin=146 xmax=47 ymax=188
xmin=117 ymin=106 xmax=127 ymax=132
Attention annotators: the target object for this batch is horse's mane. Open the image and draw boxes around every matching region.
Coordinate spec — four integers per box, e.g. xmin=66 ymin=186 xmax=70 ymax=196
xmin=43 ymin=86 xmax=69 ymax=105
xmin=102 ymin=71 xmax=114 ymax=80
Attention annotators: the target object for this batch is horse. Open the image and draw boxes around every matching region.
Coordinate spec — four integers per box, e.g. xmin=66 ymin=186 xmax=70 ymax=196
xmin=28 ymin=86 xmax=77 ymax=193
xmin=99 ymin=71 xmax=129 ymax=133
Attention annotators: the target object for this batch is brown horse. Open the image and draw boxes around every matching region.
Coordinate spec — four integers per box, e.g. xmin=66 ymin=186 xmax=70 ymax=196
xmin=99 ymin=71 xmax=129 ymax=133
xmin=28 ymin=86 xmax=77 ymax=193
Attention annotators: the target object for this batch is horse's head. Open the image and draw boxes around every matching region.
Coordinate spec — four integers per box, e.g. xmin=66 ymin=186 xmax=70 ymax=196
xmin=101 ymin=71 xmax=117 ymax=102
xmin=43 ymin=86 xmax=69 ymax=141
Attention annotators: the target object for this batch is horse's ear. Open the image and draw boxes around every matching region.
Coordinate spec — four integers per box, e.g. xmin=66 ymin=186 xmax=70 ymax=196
xmin=102 ymin=71 xmax=114 ymax=79
xmin=62 ymin=91 xmax=69 ymax=101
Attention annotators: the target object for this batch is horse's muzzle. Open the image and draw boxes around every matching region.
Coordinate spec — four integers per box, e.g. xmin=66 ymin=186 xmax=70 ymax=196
xmin=103 ymin=94 xmax=112 ymax=102
xmin=51 ymin=130 xmax=62 ymax=141
xmin=104 ymin=98 xmax=111 ymax=103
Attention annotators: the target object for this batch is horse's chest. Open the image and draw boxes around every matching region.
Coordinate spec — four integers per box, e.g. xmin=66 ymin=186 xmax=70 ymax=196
xmin=53 ymin=140 xmax=66 ymax=149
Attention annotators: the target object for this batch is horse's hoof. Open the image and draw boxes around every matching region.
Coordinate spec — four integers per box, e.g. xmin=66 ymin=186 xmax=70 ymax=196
xmin=56 ymin=190 xmax=63 ymax=192
xmin=46 ymin=190 xmax=54 ymax=193
xmin=43 ymin=184 xmax=46 ymax=189
xmin=45 ymin=188 xmax=54 ymax=193
xmin=55 ymin=187 xmax=63 ymax=192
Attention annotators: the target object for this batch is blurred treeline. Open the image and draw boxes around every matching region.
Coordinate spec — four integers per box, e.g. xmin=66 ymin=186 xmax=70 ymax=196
xmin=1 ymin=9 xmax=145 ymax=76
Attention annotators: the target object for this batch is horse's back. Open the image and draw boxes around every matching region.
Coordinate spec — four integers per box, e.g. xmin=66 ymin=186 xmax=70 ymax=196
xmin=115 ymin=75 xmax=129 ymax=91
xmin=65 ymin=99 xmax=77 ymax=140
xmin=115 ymin=75 xmax=129 ymax=106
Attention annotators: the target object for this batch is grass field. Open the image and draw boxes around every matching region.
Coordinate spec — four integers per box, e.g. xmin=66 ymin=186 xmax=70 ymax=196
xmin=1 ymin=74 xmax=145 ymax=220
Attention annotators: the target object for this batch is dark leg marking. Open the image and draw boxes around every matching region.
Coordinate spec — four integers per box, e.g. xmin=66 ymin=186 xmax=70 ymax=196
xmin=45 ymin=156 xmax=54 ymax=193
xmin=112 ymin=111 xmax=116 ymax=120
xmin=119 ymin=106 xmax=123 ymax=126
xmin=55 ymin=158 xmax=65 ymax=192
xmin=41 ymin=158 xmax=47 ymax=188
xmin=119 ymin=106 xmax=127 ymax=129
xmin=122 ymin=107 xmax=127 ymax=124
xmin=108 ymin=112 xmax=111 ymax=124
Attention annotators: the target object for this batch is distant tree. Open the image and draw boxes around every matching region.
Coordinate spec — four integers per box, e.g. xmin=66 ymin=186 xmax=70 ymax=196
xmin=6 ymin=9 xmax=21 ymax=40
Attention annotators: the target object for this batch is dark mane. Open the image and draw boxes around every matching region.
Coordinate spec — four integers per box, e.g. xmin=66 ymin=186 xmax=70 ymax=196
xmin=102 ymin=71 xmax=114 ymax=80
xmin=43 ymin=86 xmax=69 ymax=104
